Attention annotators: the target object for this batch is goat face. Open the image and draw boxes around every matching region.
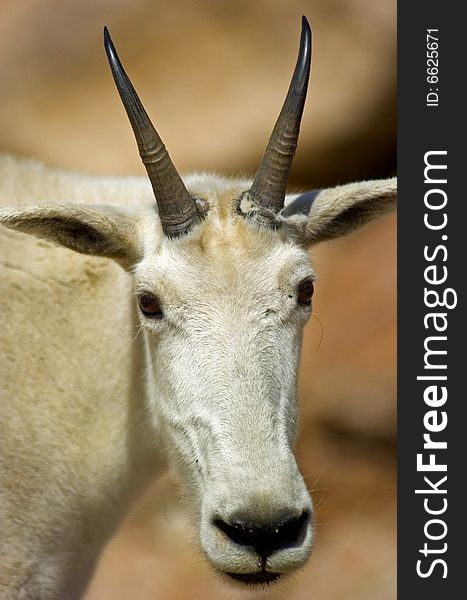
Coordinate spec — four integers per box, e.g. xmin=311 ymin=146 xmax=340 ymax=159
xmin=134 ymin=185 xmax=314 ymax=584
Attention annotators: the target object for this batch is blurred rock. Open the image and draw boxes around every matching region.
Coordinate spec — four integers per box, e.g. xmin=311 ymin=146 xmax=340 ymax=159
xmin=0 ymin=0 xmax=395 ymax=185
xmin=300 ymin=212 xmax=396 ymax=443
xmin=0 ymin=1 xmax=396 ymax=599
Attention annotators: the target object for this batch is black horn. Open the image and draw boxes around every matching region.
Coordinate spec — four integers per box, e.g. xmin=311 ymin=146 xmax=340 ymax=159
xmin=248 ymin=16 xmax=312 ymax=220
xmin=104 ymin=27 xmax=202 ymax=238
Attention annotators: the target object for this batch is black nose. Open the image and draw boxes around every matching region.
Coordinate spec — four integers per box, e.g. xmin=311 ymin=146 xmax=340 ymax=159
xmin=214 ymin=511 xmax=310 ymax=560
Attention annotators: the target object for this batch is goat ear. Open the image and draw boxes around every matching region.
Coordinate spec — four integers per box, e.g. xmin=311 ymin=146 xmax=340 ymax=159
xmin=0 ymin=204 xmax=144 ymax=265
xmin=282 ymin=177 xmax=396 ymax=245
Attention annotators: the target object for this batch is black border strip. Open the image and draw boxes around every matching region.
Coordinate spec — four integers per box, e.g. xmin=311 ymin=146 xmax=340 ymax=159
xmin=398 ymin=2 xmax=463 ymax=596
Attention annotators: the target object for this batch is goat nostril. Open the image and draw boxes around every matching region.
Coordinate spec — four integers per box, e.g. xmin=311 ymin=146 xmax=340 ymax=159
xmin=213 ymin=510 xmax=310 ymax=559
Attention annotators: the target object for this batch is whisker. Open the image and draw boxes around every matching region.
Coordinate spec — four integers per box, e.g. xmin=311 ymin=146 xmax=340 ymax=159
xmin=310 ymin=312 xmax=324 ymax=351
xmin=130 ymin=323 xmax=144 ymax=345
xmin=311 ymin=489 xmax=328 ymax=512
xmin=302 ymin=463 xmax=327 ymax=489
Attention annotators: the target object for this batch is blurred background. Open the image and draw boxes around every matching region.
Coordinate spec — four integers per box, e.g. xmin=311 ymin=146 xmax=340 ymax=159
xmin=0 ymin=0 xmax=396 ymax=598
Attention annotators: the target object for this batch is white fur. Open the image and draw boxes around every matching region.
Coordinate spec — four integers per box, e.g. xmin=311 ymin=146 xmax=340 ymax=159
xmin=0 ymin=154 xmax=396 ymax=598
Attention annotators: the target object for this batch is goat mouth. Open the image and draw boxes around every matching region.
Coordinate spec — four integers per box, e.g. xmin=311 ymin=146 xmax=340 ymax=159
xmin=225 ymin=570 xmax=281 ymax=586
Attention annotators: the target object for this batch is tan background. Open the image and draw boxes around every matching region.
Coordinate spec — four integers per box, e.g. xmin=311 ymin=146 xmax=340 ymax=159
xmin=0 ymin=1 xmax=396 ymax=598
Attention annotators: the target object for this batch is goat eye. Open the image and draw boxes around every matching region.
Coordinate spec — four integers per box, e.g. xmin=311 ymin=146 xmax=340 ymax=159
xmin=138 ymin=292 xmax=163 ymax=318
xmin=297 ymin=278 xmax=314 ymax=305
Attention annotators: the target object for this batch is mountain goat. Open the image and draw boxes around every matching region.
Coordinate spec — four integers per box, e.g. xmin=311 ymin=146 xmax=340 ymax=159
xmin=0 ymin=17 xmax=396 ymax=600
